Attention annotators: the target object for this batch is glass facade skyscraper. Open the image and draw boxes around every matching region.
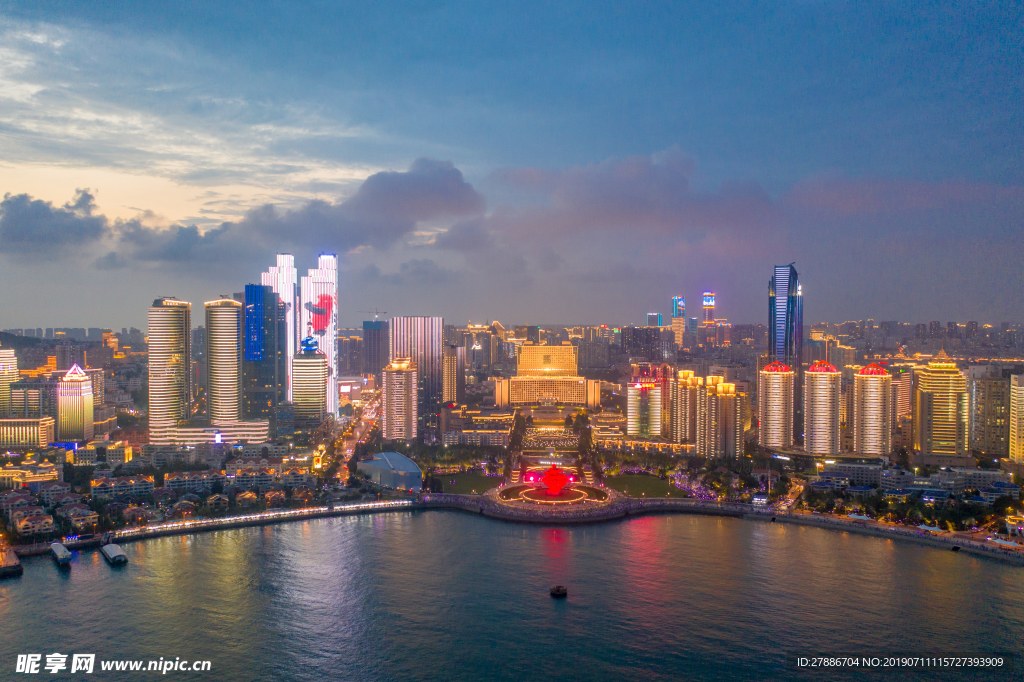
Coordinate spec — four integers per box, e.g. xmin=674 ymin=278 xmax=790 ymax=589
xmin=243 ymin=284 xmax=287 ymax=426
xmin=390 ymin=316 xmax=444 ymax=440
xmin=362 ymin=320 xmax=390 ymax=383
xmin=769 ymin=264 xmax=803 ymax=440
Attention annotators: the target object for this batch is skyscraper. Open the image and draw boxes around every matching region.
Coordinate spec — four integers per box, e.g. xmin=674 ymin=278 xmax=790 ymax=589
xmin=243 ymin=284 xmax=287 ymax=424
xmin=383 ymin=358 xmax=418 ymax=441
xmin=647 ymin=313 xmax=663 ymax=327
xmin=970 ymin=370 xmax=1010 ymax=456
xmin=670 ymin=370 xmax=700 ymax=444
xmin=627 ymin=364 xmax=661 ymax=438
xmin=0 ymin=348 xmax=17 ymax=417
xmin=293 ymin=336 xmax=328 ymax=430
xmin=702 ymin=292 xmax=715 ymax=325
xmin=913 ymin=351 xmax=968 ymax=459
xmin=853 ymin=364 xmax=892 ymax=456
xmin=671 ymin=296 xmax=686 ymax=348
xmin=205 ymin=299 xmax=243 ymax=426
xmin=696 ymin=377 xmax=742 ymax=459
xmin=261 ymin=254 xmax=298 ymax=401
xmin=301 ymin=254 xmax=338 ymax=415
xmin=758 ymin=362 xmax=794 ymax=449
xmin=769 ymin=264 xmax=803 ymax=441
xmin=362 ymin=320 xmax=390 ymax=383
xmin=1010 ymin=375 xmax=1024 ymax=464
xmin=804 ymin=361 xmax=841 ymax=456
xmin=443 ymin=345 xmax=466 ymax=405
xmin=148 ymin=298 xmax=192 ymax=444
xmin=57 ymin=364 xmax=93 ymax=442
xmin=390 ymin=316 xmax=444 ymax=439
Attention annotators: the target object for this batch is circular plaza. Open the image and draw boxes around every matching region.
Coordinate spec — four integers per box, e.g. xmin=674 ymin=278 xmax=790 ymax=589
xmin=484 ymin=464 xmax=625 ymax=520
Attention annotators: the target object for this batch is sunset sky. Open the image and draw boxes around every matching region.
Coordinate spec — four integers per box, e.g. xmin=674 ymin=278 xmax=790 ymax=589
xmin=1 ymin=1 xmax=1021 ymax=328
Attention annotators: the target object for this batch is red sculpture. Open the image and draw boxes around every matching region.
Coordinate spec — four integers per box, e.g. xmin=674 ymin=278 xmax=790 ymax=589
xmin=541 ymin=465 xmax=570 ymax=496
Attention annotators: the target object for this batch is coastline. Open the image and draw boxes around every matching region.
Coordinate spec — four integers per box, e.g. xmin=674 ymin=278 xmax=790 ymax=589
xmin=9 ymin=495 xmax=1023 ymax=568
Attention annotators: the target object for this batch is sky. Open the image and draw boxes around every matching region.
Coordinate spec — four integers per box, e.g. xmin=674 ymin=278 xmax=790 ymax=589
xmin=0 ymin=0 xmax=1021 ymax=330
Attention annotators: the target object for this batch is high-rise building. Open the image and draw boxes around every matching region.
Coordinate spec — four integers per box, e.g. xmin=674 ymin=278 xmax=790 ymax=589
xmin=913 ymin=351 xmax=968 ymax=459
xmin=382 ymin=358 xmax=418 ymax=441
xmin=9 ymin=379 xmax=58 ymax=419
xmin=261 ymin=254 xmax=299 ymax=401
xmin=205 ymin=299 xmax=243 ymax=426
xmin=243 ymin=284 xmax=287 ymax=424
xmin=57 ymin=364 xmax=94 ymax=442
xmin=970 ymin=370 xmax=1009 ymax=456
xmin=148 ymin=298 xmax=192 ymax=443
xmin=300 ymin=254 xmax=338 ymax=415
xmin=647 ymin=313 xmax=663 ymax=327
xmin=671 ymin=296 xmax=686 ymax=347
xmin=362 ymin=320 xmax=390 ymax=383
xmin=696 ymin=377 xmax=742 ymax=459
xmin=292 ymin=336 xmax=328 ymax=430
xmin=853 ymin=364 xmax=892 ymax=456
xmin=702 ymin=292 xmax=715 ymax=325
xmin=758 ymin=362 xmax=794 ymax=449
xmin=390 ymin=316 xmax=444 ymax=439
xmin=769 ymin=264 xmax=803 ymax=441
xmin=670 ymin=370 xmax=700 ymax=444
xmin=621 ymin=326 xmax=661 ymax=361
xmin=804 ymin=361 xmax=841 ymax=456
xmin=55 ymin=343 xmax=86 ymax=371
xmin=1010 ymin=375 xmax=1024 ymax=464
xmin=0 ymin=348 xmax=17 ymax=416
xmin=443 ymin=345 xmax=466 ymax=405
xmin=627 ymin=364 xmax=661 ymax=438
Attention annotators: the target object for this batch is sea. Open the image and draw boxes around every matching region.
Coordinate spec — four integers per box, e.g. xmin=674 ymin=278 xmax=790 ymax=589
xmin=1 ymin=511 xmax=1020 ymax=681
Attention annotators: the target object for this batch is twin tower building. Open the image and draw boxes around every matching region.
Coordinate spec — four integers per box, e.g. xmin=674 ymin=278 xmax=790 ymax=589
xmin=148 ymin=254 xmax=339 ymax=445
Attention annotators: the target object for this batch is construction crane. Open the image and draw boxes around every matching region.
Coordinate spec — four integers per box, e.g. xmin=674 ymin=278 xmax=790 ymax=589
xmin=358 ymin=309 xmax=389 ymax=320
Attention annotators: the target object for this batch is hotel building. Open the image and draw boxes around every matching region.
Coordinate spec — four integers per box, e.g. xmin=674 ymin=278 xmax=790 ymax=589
xmin=57 ymin=365 xmax=94 ymax=442
xmin=853 ymin=364 xmax=892 ymax=456
xmin=696 ymin=377 xmax=742 ymax=459
xmin=804 ymin=361 xmax=841 ymax=456
xmin=913 ymin=351 xmax=968 ymax=460
xmin=292 ymin=337 xmax=328 ymax=429
xmin=758 ymin=362 xmax=794 ymax=449
xmin=0 ymin=417 xmax=55 ymax=448
xmin=148 ymin=298 xmax=192 ymax=444
xmin=383 ymin=358 xmax=418 ymax=441
xmin=494 ymin=344 xmax=600 ymax=409
xmin=627 ymin=365 xmax=662 ymax=438
xmin=670 ymin=370 xmax=700 ymax=444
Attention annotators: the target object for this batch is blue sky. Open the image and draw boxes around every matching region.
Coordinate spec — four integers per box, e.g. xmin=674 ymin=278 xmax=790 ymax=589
xmin=0 ymin=0 xmax=1021 ymax=328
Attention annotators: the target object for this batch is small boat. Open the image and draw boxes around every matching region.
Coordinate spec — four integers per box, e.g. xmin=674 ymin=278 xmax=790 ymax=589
xmin=100 ymin=544 xmax=128 ymax=566
xmin=550 ymin=585 xmax=568 ymax=598
xmin=50 ymin=543 xmax=72 ymax=566
xmin=951 ymin=546 xmax=961 ymax=552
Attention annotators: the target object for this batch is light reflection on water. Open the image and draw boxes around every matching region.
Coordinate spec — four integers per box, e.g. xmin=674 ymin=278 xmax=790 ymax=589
xmin=0 ymin=512 xmax=1020 ymax=681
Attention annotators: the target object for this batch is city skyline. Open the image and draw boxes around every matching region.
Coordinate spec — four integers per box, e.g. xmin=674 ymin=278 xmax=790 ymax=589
xmin=1 ymin=3 xmax=1023 ymax=327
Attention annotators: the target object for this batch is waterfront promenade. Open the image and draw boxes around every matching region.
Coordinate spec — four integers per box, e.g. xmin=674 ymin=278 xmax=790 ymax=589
xmin=8 ymin=493 xmax=1023 ymax=568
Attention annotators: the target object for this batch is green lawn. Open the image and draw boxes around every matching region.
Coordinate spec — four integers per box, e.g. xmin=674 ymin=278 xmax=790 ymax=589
xmin=440 ymin=472 xmax=500 ymax=495
xmin=603 ymin=474 xmax=680 ymax=498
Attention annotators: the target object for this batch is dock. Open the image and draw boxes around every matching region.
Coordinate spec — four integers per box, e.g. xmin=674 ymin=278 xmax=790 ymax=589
xmin=0 ymin=544 xmax=23 ymax=579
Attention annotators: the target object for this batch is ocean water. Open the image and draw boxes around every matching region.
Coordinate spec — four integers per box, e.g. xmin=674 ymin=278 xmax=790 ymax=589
xmin=1 ymin=511 xmax=1020 ymax=681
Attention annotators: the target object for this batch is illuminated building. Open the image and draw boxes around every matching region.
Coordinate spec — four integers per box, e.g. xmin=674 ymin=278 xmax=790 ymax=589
xmin=442 ymin=345 xmax=466 ymax=404
xmin=804 ymin=361 xmax=841 ymax=456
xmin=0 ymin=417 xmax=55 ymax=448
xmin=853 ymin=364 xmax=892 ymax=456
xmin=148 ymin=298 xmax=191 ymax=444
xmin=1011 ymin=376 xmax=1024 ymax=464
xmin=0 ymin=348 xmax=16 ymax=416
xmin=391 ymin=316 xmax=444 ymax=438
xmin=383 ymin=358 xmax=418 ymax=441
xmin=970 ymin=370 xmax=1009 ymax=456
xmin=292 ymin=336 xmax=328 ymax=430
xmin=493 ymin=344 xmax=600 ymax=408
xmin=261 ymin=254 xmax=298 ymax=401
xmin=627 ymin=364 xmax=662 ymax=438
xmin=205 ymin=298 xmax=243 ymax=426
xmin=57 ymin=364 xmax=94 ymax=442
xmin=913 ymin=351 xmax=968 ymax=458
xmin=647 ymin=313 xmax=663 ymax=327
xmin=671 ymin=296 xmax=686 ymax=347
xmin=362 ymin=320 xmax=390 ymax=383
xmin=758 ymin=362 xmax=794 ymax=449
xmin=243 ymin=284 xmax=287 ymax=424
xmin=300 ymin=254 xmax=338 ymax=415
xmin=696 ymin=377 xmax=742 ymax=459
xmin=702 ymin=292 xmax=715 ymax=325
xmin=671 ymin=370 xmax=700 ymax=443
xmin=768 ymin=264 xmax=803 ymax=441
xmin=621 ymin=326 xmax=661 ymax=362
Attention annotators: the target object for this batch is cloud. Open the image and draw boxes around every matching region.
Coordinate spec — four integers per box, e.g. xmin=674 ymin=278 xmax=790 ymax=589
xmin=358 ymin=259 xmax=462 ymax=287
xmin=0 ymin=189 xmax=108 ymax=256
xmin=433 ymin=218 xmax=493 ymax=251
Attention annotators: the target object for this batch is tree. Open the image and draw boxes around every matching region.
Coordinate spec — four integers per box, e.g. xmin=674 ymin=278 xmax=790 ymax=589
xmin=564 ymin=415 xmax=574 ymax=429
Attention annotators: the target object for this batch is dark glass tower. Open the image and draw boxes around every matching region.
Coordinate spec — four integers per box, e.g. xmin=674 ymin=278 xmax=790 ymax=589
xmin=243 ymin=284 xmax=287 ymax=430
xmin=362 ymin=320 xmax=390 ymax=384
xmin=769 ymin=264 xmax=803 ymax=442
